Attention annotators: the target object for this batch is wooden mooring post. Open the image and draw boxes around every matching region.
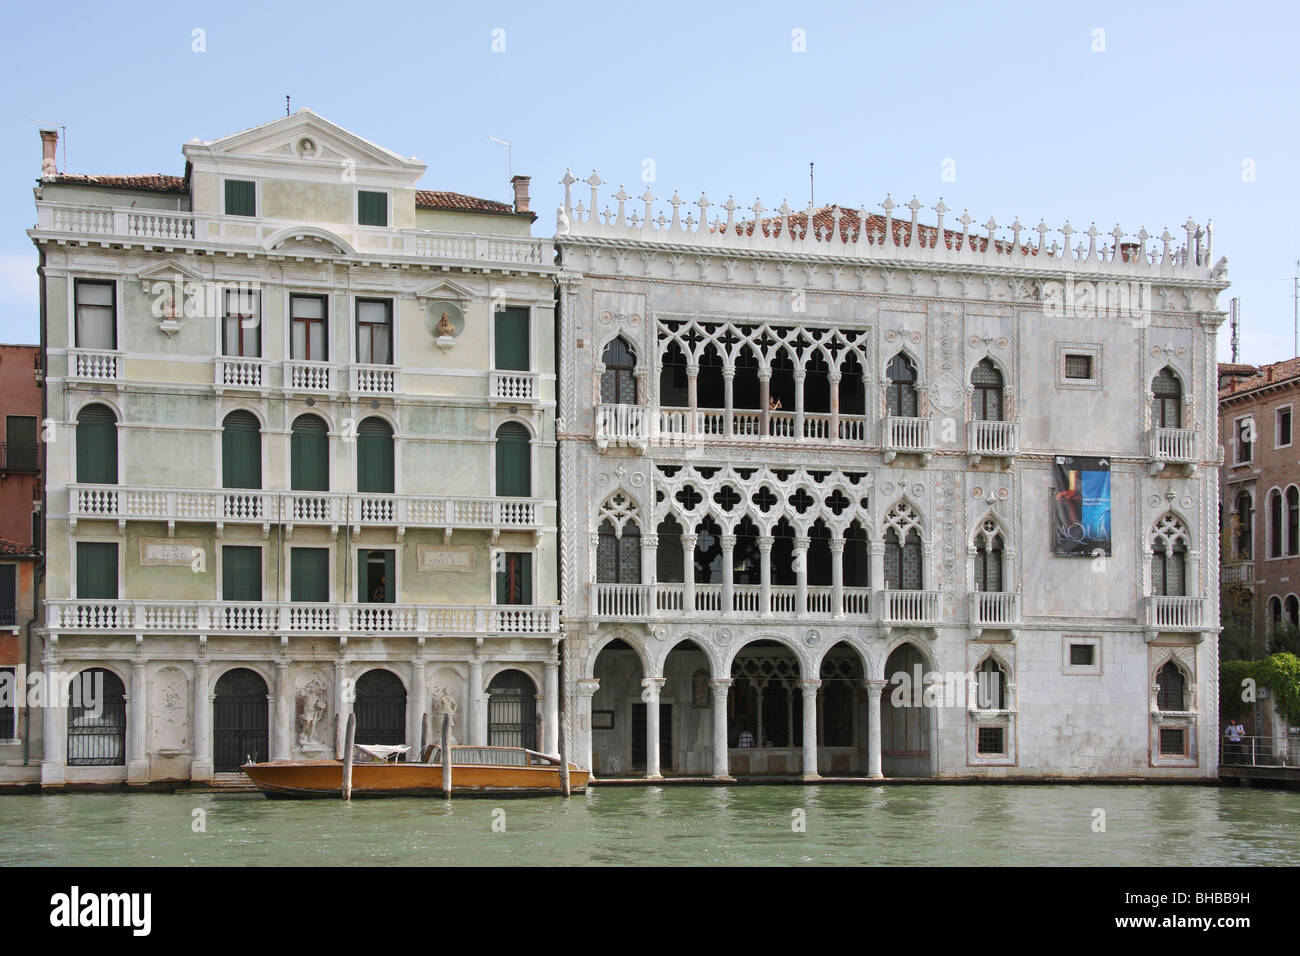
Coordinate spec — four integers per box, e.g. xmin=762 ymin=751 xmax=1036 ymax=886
xmin=342 ymin=713 xmax=356 ymax=801
xmin=559 ymin=714 xmax=571 ymax=797
xmin=441 ymin=713 xmax=452 ymax=799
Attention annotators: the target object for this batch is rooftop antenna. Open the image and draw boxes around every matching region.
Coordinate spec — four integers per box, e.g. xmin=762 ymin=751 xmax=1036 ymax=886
xmin=286 ymin=95 xmax=291 ymax=116
xmin=32 ymin=119 xmax=67 ymax=173
xmin=810 ymin=162 xmax=815 ymax=209
xmin=487 ymin=137 xmax=513 ymax=199
xmin=1230 ymin=297 xmax=1240 ymax=364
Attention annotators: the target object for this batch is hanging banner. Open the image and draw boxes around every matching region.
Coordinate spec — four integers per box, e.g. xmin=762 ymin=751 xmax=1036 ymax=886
xmin=1052 ymin=455 xmax=1111 ymax=556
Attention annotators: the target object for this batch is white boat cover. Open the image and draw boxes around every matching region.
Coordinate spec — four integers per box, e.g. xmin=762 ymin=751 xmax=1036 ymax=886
xmin=355 ymin=744 xmax=411 ymax=762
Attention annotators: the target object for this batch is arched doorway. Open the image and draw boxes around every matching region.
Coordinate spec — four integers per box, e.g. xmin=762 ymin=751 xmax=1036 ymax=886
xmin=591 ymin=639 xmax=644 ymax=776
xmin=881 ymin=643 xmax=932 ymax=777
xmin=67 ymin=668 xmax=127 ymax=766
xmin=729 ymin=640 xmax=803 ymax=775
xmin=213 ymin=668 xmax=269 ymax=771
xmin=487 ymin=670 xmax=537 ymax=750
xmin=818 ymin=643 xmax=866 ymax=774
xmin=661 ymin=640 xmax=711 ymax=775
xmin=354 ymin=669 xmax=406 ymax=747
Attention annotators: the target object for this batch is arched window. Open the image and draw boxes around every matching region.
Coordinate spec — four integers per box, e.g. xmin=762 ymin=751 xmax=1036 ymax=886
xmin=970 ymin=359 xmax=1004 ymax=422
xmin=1235 ymin=491 xmax=1253 ymax=559
xmin=75 ymin=404 xmax=118 ymax=485
xmin=976 ymin=657 xmax=1005 ymax=710
xmin=1270 ymin=489 xmax=1283 ymax=558
xmin=67 ymin=668 xmax=126 ymax=766
xmin=357 ymin=417 xmax=395 ymax=494
xmin=487 ymin=670 xmax=537 ymax=750
xmin=843 ymin=521 xmax=870 ymax=588
xmin=1287 ymin=488 xmax=1299 ymax=556
xmin=1152 ymin=366 xmax=1182 ymax=429
xmin=600 ymin=336 xmax=637 ymax=404
xmin=973 ymin=520 xmax=1004 ymax=592
xmin=1287 ymin=595 xmax=1300 ymax=629
xmin=354 ymin=669 xmax=406 ymax=747
xmin=222 ymin=410 xmax=261 ymax=489
xmin=656 ymin=516 xmax=684 ymax=584
xmin=694 ymin=517 xmax=724 ymax=585
xmin=1156 ymin=661 xmax=1186 ymax=712
xmin=1151 ymin=513 xmax=1189 ymax=597
xmin=1269 ymin=596 xmax=1282 ymax=634
xmin=839 ymin=351 xmax=866 ymax=417
xmin=290 ymin=414 xmax=329 ymax=491
xmin=885 ymin=353 xmax=918 ymax=418
xmin=495 ymin=422 xmax=530 ymax=497
xmin=883 ymin=503 xmax=923 ymax=591
xmin=597 ymin=504 xmax=641 ymax=585
xmin=659 ymin=340 xmax=688 ymax=408
xmin=733 ymin=516 xmax=762 ymax=585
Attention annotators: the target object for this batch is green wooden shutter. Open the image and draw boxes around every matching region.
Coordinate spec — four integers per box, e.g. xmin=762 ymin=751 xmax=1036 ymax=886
xmin=291 ymin=548 xmax=329 ymax=602
xmin=5 ymin=417 xmax=38 ymax=472
xmin=222 ymin=546 xmax=261 ymax=601
xmin=222 ymin=412 xmax=262 ymax=489
xmin=358 ymin=191 xmax=387 ymax=227
xmin=76 ymin=542 xmax=118 ymax=599
xmin=495 ymin=423 xmax=531 ymax=497
xmin=225 ymin=180 xmax=256 ymax=217
xmin=75 ymin=405 xmax=117 ymax=485
xmin=494 ymin=307 xmax=530 ymax=371
xmin=357 ymin=419 xmax=394 ymax=493
xmin=290 ymin=416 xmax=329 ymax=491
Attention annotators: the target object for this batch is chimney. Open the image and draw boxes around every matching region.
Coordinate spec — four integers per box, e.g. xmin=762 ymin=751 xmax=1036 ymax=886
xmin=510 ymin=175 xmax=531 ymax=214
xmin=39 ymin=128 xmax=58 ymax=180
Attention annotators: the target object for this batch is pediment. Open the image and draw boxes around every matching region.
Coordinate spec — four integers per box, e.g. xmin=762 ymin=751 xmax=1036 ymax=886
xmin=414 ymin=278 xmax=478 ymax=301
xmin=263 ymin=226 xmax=356 ymax=257
xmin=136 ymin=259 xmax=205 ymax=288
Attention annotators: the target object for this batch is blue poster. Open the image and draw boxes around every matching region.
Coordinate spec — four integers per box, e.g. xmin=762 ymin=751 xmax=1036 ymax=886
xmin=1052 ymin=456 xmax=1112 ymax=556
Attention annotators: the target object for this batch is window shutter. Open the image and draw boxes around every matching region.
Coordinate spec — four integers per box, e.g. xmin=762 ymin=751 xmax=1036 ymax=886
xmin=222 ymin=547 xmax=261 ymax=601
xmin=225 ymin=180 xmax=256 ymax=216
xmin=357 ymin=419 xmax=394 ymax=493
xmin=75 ymin=406 xmax=117 ymax=485
xmin=291 ymin=549 xmax=329 ymax=602
xmin=290 ymin=416 xmax=329 ymax=491
xmin=358 ymin=191 xmax=387 ymax=227
xmin=76 ymin=542 xmax=117 ymax=599
xmin=222 ymin=412 xmax=262 ymax=489
xmin=495 ymin=424 xmax=531 ymax=497
xmin=494 ymin=307 xmax=530 ymax=371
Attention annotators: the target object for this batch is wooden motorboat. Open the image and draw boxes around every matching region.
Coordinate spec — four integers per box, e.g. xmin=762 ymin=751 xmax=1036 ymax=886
xmin=242 ymin=744 xmax=590 ymax=798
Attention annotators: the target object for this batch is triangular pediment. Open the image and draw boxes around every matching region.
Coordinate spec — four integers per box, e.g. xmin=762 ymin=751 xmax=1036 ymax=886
xmin=136 ymin=259 xmax=205 ymax=287
xmin=414 ymin=278 xmax=478 ymax=301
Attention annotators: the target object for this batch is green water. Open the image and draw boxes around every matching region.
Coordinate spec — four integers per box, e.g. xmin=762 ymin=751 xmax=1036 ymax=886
xmin=0 ymin=785 xmax=1296 ymax=866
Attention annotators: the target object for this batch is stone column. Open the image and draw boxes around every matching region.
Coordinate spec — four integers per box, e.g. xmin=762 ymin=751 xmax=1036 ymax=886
xmin=758 ymin=369 xmax=771 ymax=437
xmin=543 ymin=659 xmax=560 ymax=756
xmin=641 ymin=532 xmax=658 ymax=587
xmin=468 ymin=658 xmax=486 ymax=746
xmin=642 ymin=677 xmax=665 ymax=779
xmin=577 ymin=678 xmax=600 ymax=773
xmin=794 ymin=536 xmax=810 ymax=615
xmin=722 ymin=367 xmax=735 ymax=437
xmin=865 ymin=679 xmax=886 ymax=778
xmin=40 ymin=640 xmax=64 ymax=787
xmin=191 ymin=657 xmax=213 ymax=781
xmin=829 ymin=370 xmax=841 ymax=440
xmin=682 ymin=533 xmax=698 ymax=612
xmin=710 ymin=678 xmax=732 ymax=779
xmin=686 ymin=364 xmax=699 ymax=436
xmin=793 ymin=369 xmax=806 ymax=439
xmin=801 ymin=679 xmax=821 ymax=779
xmin=721 ymin=534 xmax=736 ymax=614
xmin=332 ymin=658 xmax=350 ymax=758
xmin=830 ymin=537 xmax=845 ymax=617
xmin=127 ymin=659 xmax=149 ymax=784
xmin=410 ymin=657 xmax=427 ymax=755
xmin=870 ymin=540 xmax=886 ymax=619
xmin=272 ymin=661 xmax=291 ymax=762
xmin=759 ymin=535 xmax=774 ymax=615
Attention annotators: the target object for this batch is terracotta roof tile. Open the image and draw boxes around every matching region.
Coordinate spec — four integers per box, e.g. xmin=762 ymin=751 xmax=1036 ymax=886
xmin=44 ymin=173 xmax=189 ymax=194
xmin=1219 ymin=357 xmax=1300 ymax=399
xmin=415 ymin=190 xmax=518 ymax=215
xmin=0 ymin=538 xmax=38 ymax=557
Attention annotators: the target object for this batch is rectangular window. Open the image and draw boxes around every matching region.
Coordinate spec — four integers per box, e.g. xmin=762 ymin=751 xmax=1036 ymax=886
xmin=225 ymin=179 xmax=256 ymax=217
xmin=0 ymin=565 xmax=15 ymax=627
xmin=74 ymin=280 xmax=116 ymax=350
xmin=1278 ymin=407 xmax=1292 ymax=448
xmin=222 ymin=288 xmax=261 ymax=358
xmin=358 ymin=190 xmax=388 ymax=227
xmin=291 ymin=294 xmax=328 ymax=361
xmin=1064 ymin=354 xmax=1093 ymax=380
xmin=496 ymin=552 xmax=532 ymax=605
xmin=1159 ymin=727 xmax=1187 ymax=757
xmin=222 ymin=546 xmax=262 ymax=602
xmin=1236 ymin=417 xmax=1254 ymax=464
xmin=356 ymin=299 xmax=393 ymax=365
xmin=976 ymin=726 xmax=1005 ymax=755
xmin=76 ymin=542 xmax=118 ymax=599
xmin=0 ymin=668 xmax=14 ymax=739
xmin=494 ymin=307 xmax=531 ymax=371
xmin=290 ymin=548 xmax=330 ymax=602
xmin=4 ymin=416 xmax=38 ymax=472
xmin=359 ymin=549 xmax=396 ymax=603
xmin=1069 ymin=643 xmax=1095 ymax=666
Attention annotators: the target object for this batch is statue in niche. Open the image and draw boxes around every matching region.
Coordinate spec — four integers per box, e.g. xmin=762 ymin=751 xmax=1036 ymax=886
xmin=435 ymin=310 xmax=456 ymax=338
xmin=296 ymin=677 xmax=329 ymax=746
xmin=432 ymin=685 xmax=459 ymax=744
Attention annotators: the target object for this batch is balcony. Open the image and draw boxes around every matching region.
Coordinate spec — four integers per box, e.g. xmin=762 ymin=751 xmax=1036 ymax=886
xmin=490 ymin=371 xmax=538 ymax=403
xmin=595 ymin=404 xmax=652 ymax=452
xmin=1222 ymin=562 xmax=1254 ymax=586
xmin=350 ymin=364 xmax=400 ymax=395
xmin=68 ymin=484 xmax=547 ymax=539
xmin=283 ymin=361 xmax=338 ymax=394
xmin=1145 ymin=595 xmax=1208 ymax=639
xmin=967 ymin=420 xmax=1020 ymax=464
xmin=214 ymin=357 xmax=272 ymax=394
xmin=968 ymin=591 xmax=1021 ymax=636
xmin=589 ymin=582 xmax=872 ymax=620
xmin=68 ymin=348 xmax=122 ymax=384
xmin=879 ymin=589 xmax=942 ymax=632
xmin=648 ymin=407 xmax=871 ymax=446
xmin=882 ymin=415 xmax=933 ymax=464
xmin=44 ymin=600 xmax=561 ymax=638
xmin=1147 ymin=427 xmax=1198 ymax=474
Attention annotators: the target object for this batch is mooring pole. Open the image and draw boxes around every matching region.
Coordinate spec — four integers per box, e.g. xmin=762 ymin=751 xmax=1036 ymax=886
xmin=441 ymin=713 xmax=452 ymax=799
xmin=420 ymin=713 xmax=431 ymax=761
xmin=342 ymin=713 xmax=356 ymax=801
xmin=559 ymin=714 xmax=572 ymax=797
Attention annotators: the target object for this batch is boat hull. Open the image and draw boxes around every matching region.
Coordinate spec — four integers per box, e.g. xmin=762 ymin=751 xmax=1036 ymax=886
xmin=242 ymin=760 xmax=590 ymax=799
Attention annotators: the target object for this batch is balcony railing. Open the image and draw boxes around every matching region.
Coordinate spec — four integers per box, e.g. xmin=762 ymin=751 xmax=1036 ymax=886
xmin=68 ymin=484 xmax=548 ymax=533
xmin=350 ymin=364 xmax=399 ymax=395
xmin=882 ymin=415 xmax=933 ymax=461
xmin=1222 ymin=562 xmax=1254 ymax=586
xmin=215 ymin=357 xmax=271 ymax=391
xmin=1148 ymin=427 xmax=1198 ymax=468
xmin=283 ymin=360 xmax=337 ymax=393
xmin=490 ymin=371 xmax=538 ymax=402
xmin=589 ymin=583 xmax=872 ymax=619
xmin=969 ymin=591 xmax=1021 ymax=632
xmin=649 ymin=407 xmax=871 ymax=445
xmin=68 ymin=348 xmax=121 ymax=382
xmin=1145 ymin=595 xmax=1207 ymax=631
xmin=595 ymin=404 xmax=651 ymax=450
xmin=45 ymin=600 xmax=561 ymax=636
xmin=1220 ymin=735 xmax=1300 ymax=769
xmin=0 ymin=443 xmax=40 ymax=474
xmin=880 ymin=589 xmax=942 ymax=627
xmin=968 ymin=420 xmax=1019 ymax=460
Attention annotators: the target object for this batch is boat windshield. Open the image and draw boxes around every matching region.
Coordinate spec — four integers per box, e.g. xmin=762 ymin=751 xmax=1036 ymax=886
xmin=355 ymin=744 xmax=410 ymax=763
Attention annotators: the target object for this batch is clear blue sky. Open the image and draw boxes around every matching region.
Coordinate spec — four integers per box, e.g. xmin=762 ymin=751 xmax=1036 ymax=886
xmin=2 ymin=0 xmax=1296 ymax=363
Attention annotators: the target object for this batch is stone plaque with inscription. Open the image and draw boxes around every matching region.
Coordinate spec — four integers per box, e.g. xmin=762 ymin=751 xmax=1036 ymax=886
xmin=417 ymin=546 xmax=475 ymax=573
xmin=139 ymin=538 xmax=204 ymax=568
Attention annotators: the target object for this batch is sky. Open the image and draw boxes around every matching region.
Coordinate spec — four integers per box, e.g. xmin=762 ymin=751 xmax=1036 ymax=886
xmin=1 ymin=0 xmax=1297 ymax=363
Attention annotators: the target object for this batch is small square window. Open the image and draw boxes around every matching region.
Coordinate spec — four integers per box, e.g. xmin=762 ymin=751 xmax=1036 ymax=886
xmin=358 ymin=190 xmax=388 ymax=227
xmin=225 ymin=180 xmax=256 ymax=217
xmin=976 ymin=726 xmax=1006 ymax=755
xmin=1277 ymin=407 xmax=1292 ymax=448
xmin=1064 ymin=354 xmax=1093 ymax=379
xmin=1158 ymin=727 xmax=1186 ymax=757
xmin=1069 ymin=643 xmax=1095 ymax=666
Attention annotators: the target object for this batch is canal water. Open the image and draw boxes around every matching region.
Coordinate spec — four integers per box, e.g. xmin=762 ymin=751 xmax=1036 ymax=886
xmin=0 ymin=784 xmax=1296 ymax=866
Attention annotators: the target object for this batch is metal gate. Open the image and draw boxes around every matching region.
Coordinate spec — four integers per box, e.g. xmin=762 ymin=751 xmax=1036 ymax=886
xmin=213 ymin=668 xmax=269 ymax=771
xmin=631 ymin=703 xmax=672 ymax=771
xmin=354 ymin=669 xmax=407 ymax=746
xmin=487 ymin=670 xmax=537 ymax=750
xmin=67 ymin=669 xmax=127 ymax=766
